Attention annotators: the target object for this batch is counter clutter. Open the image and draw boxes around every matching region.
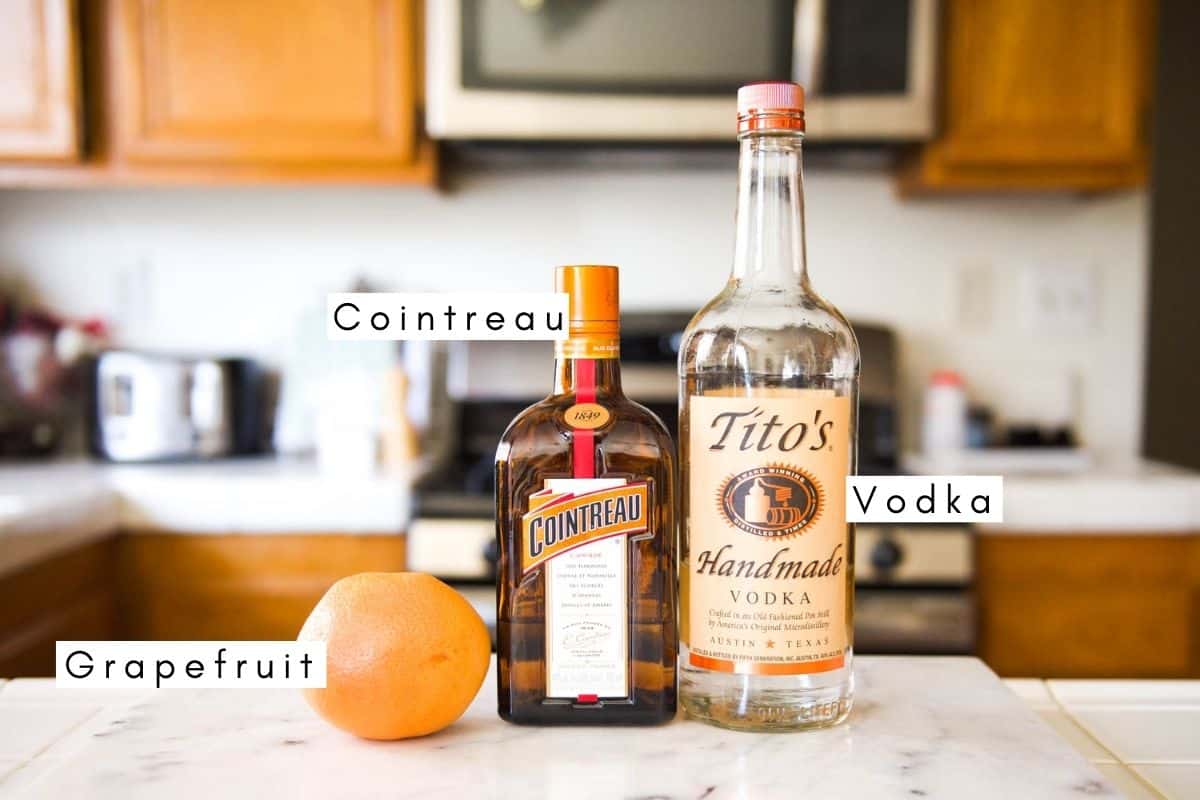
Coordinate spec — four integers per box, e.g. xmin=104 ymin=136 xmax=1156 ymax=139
xmin=8 ymin=657 xmax=1194 ymax=800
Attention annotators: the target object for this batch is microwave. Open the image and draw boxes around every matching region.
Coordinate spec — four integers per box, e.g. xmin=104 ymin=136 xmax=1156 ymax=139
xmin=426 ymin=0 xmax=938 ymax=142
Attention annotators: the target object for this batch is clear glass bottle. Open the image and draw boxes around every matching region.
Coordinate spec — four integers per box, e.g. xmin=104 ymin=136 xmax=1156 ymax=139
xmin=678 ymin=83 xmax=859 ymax=731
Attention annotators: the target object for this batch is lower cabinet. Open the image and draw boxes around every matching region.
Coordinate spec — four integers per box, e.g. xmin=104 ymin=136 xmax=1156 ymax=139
xmin=0 ymin=532 xmax=407 ymax=676
xmin=119 ymin=534 xmax=407 ymax=641
xmin=976 ymin=533 xmax=1200 ymax=678
xmin=11 ymin=530 xmax=1194 ymax=679
xmin=0 ymin=539 xmax=119 ymax=677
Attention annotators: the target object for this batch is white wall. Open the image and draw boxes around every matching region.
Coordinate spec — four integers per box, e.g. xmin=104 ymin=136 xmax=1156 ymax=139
xmin=0 ymin=164 xmax=1148 ymax=456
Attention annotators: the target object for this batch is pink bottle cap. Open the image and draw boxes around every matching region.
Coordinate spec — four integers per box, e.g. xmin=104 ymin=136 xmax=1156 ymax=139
xmin=736 ymin=82 xmax=805 ymax=133
xmin=737 ymin=82 xmax=806 ymax=115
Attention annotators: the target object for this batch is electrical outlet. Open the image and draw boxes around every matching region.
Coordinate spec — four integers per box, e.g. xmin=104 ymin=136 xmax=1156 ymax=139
xmin=956 ymin=261 xmax=994 ymax=331
xmin=1018 ymin=263 xmax=1098 ymax=335
xmin=114 ymin=257 xmax=155 ymax=338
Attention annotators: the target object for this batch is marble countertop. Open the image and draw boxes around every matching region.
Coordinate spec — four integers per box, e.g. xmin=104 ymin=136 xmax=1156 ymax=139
xmin=0 ymin=656 xmax=1140 ymax=800
xmin=0 ymin=458 xmax=414 ymax=579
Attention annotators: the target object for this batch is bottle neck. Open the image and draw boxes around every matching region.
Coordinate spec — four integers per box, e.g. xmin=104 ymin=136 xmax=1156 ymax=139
xmin=731 ymin=131 xmax=810 ymax=291
xmin=554 ymin=356 xmax=622 ymax=397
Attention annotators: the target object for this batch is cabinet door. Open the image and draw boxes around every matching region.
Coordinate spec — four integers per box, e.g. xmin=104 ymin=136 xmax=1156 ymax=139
xmin=907 ymin=0 xmax=1152 ymax=190
xmin=0 ymin=0 xmax=81 ymax=161
xmin=110 ymin=0 xmax=418 ymax=166
xmin=977 ymin=534 xmax=1200 ymax=678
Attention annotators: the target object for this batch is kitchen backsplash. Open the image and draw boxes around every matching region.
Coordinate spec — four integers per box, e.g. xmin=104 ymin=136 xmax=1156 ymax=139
xmin=0 ymin=165 xmax=1147 ymax=457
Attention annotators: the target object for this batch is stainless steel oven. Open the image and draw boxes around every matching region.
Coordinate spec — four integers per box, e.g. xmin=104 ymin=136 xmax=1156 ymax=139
xmin=426 ymin=0 xmax=939 ymax=141
xmin=855 ymin=524 xmax=975 ymax=655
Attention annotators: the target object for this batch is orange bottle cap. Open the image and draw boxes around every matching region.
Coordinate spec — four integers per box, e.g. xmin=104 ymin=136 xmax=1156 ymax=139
xmin=555 ymin=265 xmax=620 ymax=358
xmin=556 ymin=265 xmax=619 ymax=328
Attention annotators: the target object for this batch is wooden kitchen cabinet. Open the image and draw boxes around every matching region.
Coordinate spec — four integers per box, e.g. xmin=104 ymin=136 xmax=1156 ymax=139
xmin=0 ymin=0 xmax=83 ymax=161
xmin=976 ymin=533 xmax=1200 ymax=678
xmin=118 ymin=534 xmax=408 ymax=642
xmin=0 ymin=0 xmax=435 ymax=184
xmin=0 ymin=539 xmax=119 ymax=677
xmin=0 ymin=532 xmax=407 ymax=676
xmin=110 ymin=0 xmax=420 ymax=168
xmin=902 ymin=0 xmax=1154 ymax=192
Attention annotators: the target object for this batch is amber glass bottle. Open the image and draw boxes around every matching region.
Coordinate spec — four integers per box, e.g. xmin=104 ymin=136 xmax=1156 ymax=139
xmin=496 ymin=265 xmax=677 ymax=724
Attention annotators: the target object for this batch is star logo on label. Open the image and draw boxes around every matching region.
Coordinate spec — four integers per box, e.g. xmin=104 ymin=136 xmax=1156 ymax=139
xmin=766 ymin=640 xmax=775 ymax=649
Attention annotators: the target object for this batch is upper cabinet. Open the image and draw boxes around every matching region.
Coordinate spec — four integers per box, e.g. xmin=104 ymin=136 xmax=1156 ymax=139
xmin=903 ymin=0 xmax=1154 ymax=192
xmin=0 ymin=0 xmax=82 ymax=161
xmin=110 ymin=0 xmax=418 ymax=168
xmin=0 ymin=0 xmax=1155 ymax=190
xmin=0 ymin=0 xmax=434 ymax=184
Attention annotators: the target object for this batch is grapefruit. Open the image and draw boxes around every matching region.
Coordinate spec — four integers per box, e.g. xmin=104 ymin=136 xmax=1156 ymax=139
xmin=299 ymin=572 xmax=490 ymax=740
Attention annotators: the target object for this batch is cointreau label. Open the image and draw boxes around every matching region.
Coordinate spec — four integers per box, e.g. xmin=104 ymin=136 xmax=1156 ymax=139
xmin=528 ymin=478 xmax=648 ymax=699
xmin=521 ymin=481 xmax=648 ymax=574
xmin=686 ymin=390 xmax=851 ymax=675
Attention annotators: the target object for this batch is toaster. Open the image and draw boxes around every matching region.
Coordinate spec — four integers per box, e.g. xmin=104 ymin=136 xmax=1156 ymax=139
xmin=87 ymin=351 xmax=264 ymax=462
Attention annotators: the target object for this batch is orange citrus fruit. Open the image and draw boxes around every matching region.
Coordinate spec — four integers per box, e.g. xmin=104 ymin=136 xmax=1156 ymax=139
xmin=299 ymin=572 xmax=490 ymax=740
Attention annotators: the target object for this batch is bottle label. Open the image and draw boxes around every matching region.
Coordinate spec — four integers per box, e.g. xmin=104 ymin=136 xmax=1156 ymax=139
xmin=563 ymin=402 xmax=611 ymax=430
xmin=524 ymin=478 xmax=647 ymax=698
xmin=556 ymin=336 xmax=620 ymax=360
xmin=685 ymin=391 xmax=851 ymax=675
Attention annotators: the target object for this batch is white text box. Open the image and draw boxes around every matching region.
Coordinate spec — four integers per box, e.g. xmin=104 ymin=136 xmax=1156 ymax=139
xmin=328 ymin=292 xmax=569 ymax=341
xmin=846 ymin=476 xmax=1003 ymax=523
xmin=55 ymin=641 xmax=327 ymax=689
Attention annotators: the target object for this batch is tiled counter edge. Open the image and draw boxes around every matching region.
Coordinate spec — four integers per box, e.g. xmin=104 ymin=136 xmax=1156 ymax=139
xmin=1009 ymin=678 xmax=1200 ymax=799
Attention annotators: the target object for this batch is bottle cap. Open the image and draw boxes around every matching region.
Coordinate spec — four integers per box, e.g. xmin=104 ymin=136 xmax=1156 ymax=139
xmin=737 ymin=82 xmax=805 ymax=133
xmin=930 ymin=370 xmax=965 ymax=387
xmin=555 ymin=265 xmax=620 ymax=359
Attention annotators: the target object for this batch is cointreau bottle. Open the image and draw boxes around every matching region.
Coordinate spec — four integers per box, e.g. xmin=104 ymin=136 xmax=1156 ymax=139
xmin=678 ymin=83 xmax=860 ymax=731
xmin=496 ymin=265 xmax=677 ymax=724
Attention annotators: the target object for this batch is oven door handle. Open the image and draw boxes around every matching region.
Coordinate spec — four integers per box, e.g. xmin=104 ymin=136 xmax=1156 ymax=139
xmin=793 ymin=0 xmax=827 ymax=95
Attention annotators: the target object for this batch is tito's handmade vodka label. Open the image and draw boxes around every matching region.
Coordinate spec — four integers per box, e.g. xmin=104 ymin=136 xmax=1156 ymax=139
xmin=685 ymin=391 xmax=850 ymax=675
